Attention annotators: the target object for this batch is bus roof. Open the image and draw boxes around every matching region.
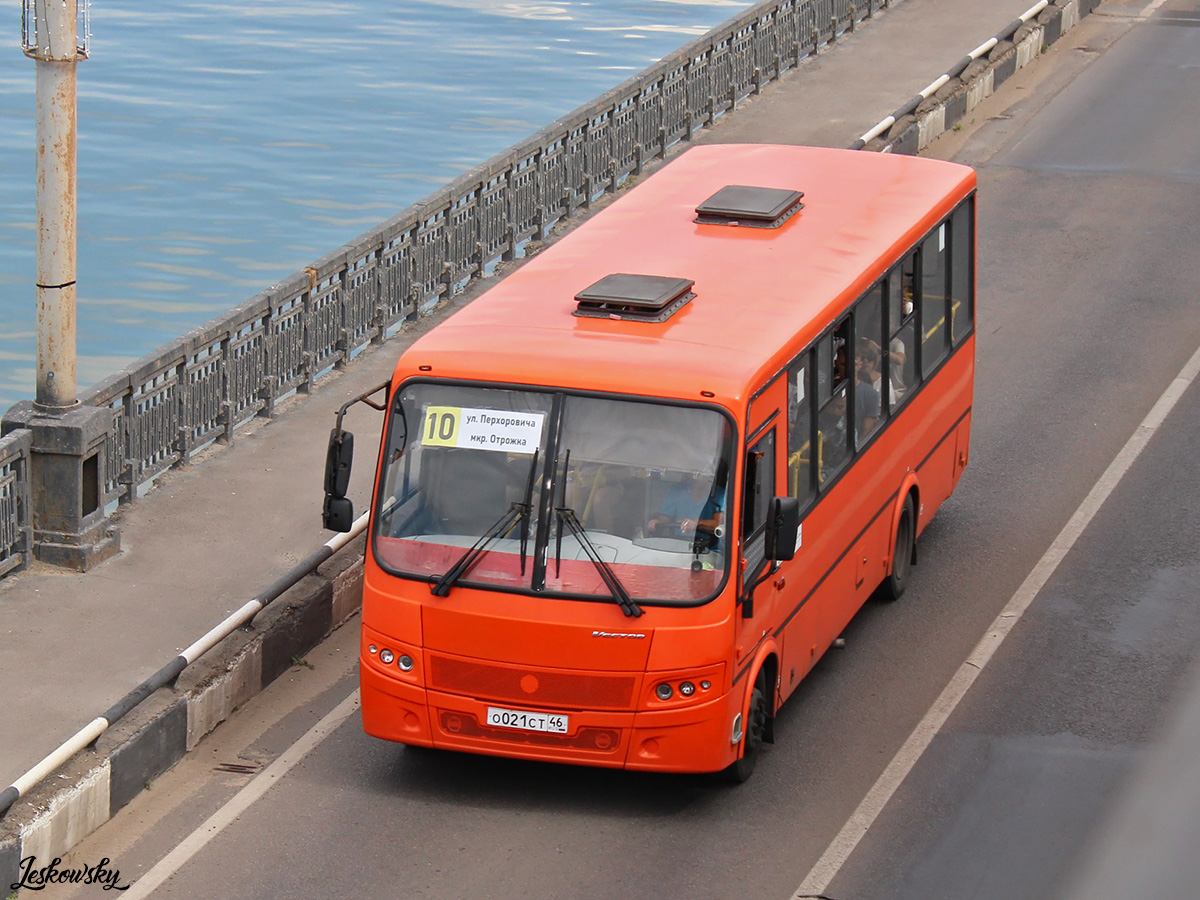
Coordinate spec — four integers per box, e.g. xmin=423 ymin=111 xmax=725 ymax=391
xmin=399 ymin=144 xmax=976 ymax=408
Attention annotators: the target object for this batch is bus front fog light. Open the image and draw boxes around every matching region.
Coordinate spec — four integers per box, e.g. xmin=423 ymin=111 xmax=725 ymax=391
xmin=679 ymin=681 xmax=695 ymax=697
xmin=380 ymin=649 xmax=395 ymax=665
xmin=398 ymin=654 xmax=414 ymax=672
xmin=655 ymin=683 xmax=674 ymax=701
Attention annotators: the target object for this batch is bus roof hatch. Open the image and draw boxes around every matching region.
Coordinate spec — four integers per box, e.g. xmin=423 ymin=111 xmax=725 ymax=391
xmin=694 ymin=185 xmax=804 ymax=228
xmin=573 ymin=273 xmax=695 ymax=323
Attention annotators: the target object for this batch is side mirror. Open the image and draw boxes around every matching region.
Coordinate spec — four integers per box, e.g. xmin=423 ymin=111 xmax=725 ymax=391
xmin=325 ymin=428 xmax=354 ymax=499
xmin=320 ymin=380 xmax=389 ymax=533
xmin=323 ymin=494 xmax=354 ymax=532
xmin=323 ymin=428 xmax=354 ymax=531
xmin=765 ymin=496 xmax=800 ymax=562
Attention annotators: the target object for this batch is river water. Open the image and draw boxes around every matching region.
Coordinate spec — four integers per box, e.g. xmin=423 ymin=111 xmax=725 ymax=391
xmin=0 ymin=0 xmax=752 ymax=409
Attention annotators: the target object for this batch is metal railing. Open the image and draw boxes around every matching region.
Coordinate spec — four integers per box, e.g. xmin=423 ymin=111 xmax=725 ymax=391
xmin=0 ymin=429 xmax=33 ymax=577
xmin=1 ymin=0 xmax=891 ymax=574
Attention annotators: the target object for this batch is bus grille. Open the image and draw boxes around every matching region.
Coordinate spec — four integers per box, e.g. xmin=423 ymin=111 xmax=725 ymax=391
xmin=429 ymin=655 xmax=636 ymax=709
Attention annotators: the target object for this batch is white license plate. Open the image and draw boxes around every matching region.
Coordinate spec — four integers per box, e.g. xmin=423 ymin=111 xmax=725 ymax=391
xmin=486 ymin=706 xmax=569 ymax=734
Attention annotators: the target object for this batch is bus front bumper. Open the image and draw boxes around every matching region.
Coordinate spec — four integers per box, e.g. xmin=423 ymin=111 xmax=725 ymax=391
xmin=361 ymin=663 xmax=743 ymax=773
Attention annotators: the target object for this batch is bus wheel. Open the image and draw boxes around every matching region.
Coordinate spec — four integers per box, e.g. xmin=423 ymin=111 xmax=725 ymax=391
xmin=722 ymin=671 xmax=770 ymax=784
xmin=879 ymin=494 xmax=915 ymax=602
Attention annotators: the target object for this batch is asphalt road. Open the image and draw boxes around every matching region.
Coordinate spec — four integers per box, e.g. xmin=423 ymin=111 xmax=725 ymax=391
xmin=32 ymin=4 xmax=1200 ymax=899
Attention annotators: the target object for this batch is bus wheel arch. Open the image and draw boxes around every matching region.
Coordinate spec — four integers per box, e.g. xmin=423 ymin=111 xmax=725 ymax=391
xmin=880 ymin=485 xmax=918 ymax=602
xmin=722 ymin=652 xmax=777 ymax=784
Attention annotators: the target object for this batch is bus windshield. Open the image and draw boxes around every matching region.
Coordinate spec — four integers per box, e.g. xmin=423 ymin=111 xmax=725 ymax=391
xmin=374 ymin=382 xmax=733 ymax=605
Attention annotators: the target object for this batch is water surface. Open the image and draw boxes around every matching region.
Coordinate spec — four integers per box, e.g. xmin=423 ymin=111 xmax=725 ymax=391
xmin=0 ymin=0 xmax=751 ymax=408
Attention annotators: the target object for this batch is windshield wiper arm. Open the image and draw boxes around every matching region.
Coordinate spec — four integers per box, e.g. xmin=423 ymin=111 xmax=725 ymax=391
xmin=518 ymin=449 xmax=539 ymax=576
xmin=430 ymin=503 xmax=525 ymax=597
xmin=555 ymin=506 xmax=643 ymax=618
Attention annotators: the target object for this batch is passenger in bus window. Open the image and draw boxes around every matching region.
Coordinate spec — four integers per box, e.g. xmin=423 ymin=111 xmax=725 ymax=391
xmin=855 ymin=338 xmax=882 ymax=438
xmin=819 ymin=389 xmax=849 ymax=481
xmin=833 ymin=339 xmax=848 ymax=385
xmin=889 ymin=336 xmax=909 ymax=398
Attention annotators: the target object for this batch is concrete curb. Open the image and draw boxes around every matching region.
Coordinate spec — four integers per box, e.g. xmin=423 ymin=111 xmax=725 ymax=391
xmin=865 ymin=0 xmax=1099 ymax=154
xmin=0 ymin=535 xmax=365 ymax=891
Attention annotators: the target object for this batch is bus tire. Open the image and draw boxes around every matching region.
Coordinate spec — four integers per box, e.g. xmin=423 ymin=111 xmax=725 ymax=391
xmin=721 ymin=671 xmax=770 ymax=784
xmin=879 ymin=494 xmax=915 ymax=602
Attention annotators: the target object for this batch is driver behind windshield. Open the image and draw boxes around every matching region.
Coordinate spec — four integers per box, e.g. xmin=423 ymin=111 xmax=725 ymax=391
xmin=648 ymin=473 xmax=724 ymax=541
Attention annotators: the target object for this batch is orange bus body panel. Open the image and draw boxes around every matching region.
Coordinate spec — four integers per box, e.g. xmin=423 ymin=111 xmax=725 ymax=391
xmin=359 ymin=144 xmax=977 ymax=774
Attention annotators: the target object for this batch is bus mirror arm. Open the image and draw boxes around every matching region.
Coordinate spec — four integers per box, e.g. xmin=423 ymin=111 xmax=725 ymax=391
xmin=322 ymin=381 xmax=390 ymax=532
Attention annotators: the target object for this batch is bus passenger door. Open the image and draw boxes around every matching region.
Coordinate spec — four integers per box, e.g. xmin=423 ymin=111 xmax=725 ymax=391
xmin=737 ymin=424 xmax=782 ymax=670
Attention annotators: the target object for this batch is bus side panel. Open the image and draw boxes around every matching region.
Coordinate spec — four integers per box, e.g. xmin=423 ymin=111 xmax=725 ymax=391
xmin=776 ymin=463 xmax=889 ymax=703
xmin=913 ymin=346 xmax=974 ymax=535
xmin=952 ymin=410 xmax=971 ymax=492
xmin=775 ymin=341 xmax=975 ymax=708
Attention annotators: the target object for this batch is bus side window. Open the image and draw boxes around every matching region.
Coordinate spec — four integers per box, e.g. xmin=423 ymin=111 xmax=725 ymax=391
xmin=787 ymin=354 xmax=814 ymax=506
xmin=888 ymin=260 xmax=917 ymax=407
xmin=854 ymin=284 xmax=885 ymax=443
xmin=741 ymin=429 xmax=776 ymax=588
xmin=816 ymin=319 xmax=850 ymax=484
xmin=950 ymin=197 xmax=975 ymax=343
xmin=921 ymin=223 xmax=950 ymax=378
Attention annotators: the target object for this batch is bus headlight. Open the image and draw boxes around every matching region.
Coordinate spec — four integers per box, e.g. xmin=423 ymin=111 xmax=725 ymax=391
xmin=643 ymin=664 xmax=725 ymax=708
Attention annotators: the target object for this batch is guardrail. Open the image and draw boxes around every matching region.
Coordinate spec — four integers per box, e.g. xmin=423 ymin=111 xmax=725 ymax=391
xmin=0 ymin=429 xmax=33 ymax=576
xmin=0 ymin=510 xmax=369 ymax=821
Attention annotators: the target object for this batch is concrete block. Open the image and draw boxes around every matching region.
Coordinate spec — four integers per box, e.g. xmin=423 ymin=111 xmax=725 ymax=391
xmin=261 ymin=579 xmax=334 ymax=687
xmin=1 ymin=835 xmax=20 ymax=895
xmin=1017 ymin=28 xmax=1043 ymax=69
xmin=944 ymin=90 xmax=968 ymax=132
xmin=918 ymin=105 xmax=946 ymax=150
xmin=990 ymin=39 xmax=1018 ymax=89
xmin=890 ymin=120 xmax=920 ymax=156
xmin=1043 ymin=6 xmax=1064 ymax=45
xmin=967 ymin=68 xmax=994 ymax=111
xmin=108 ymin=700 xmax=187 ymax=815
xmin=186 ymin=641 xmax=263 ymax=750
xmin=20 ymin=762 xmax=110 ymax=863
xmin=1057 ymin=0 xmax=1080 ymax=34
xmin=331 ymin=554 xmax=365 ymax=627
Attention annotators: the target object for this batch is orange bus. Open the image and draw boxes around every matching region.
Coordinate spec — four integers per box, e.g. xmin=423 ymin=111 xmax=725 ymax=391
xmin=324 ymin=143 xmax=976 ymax=780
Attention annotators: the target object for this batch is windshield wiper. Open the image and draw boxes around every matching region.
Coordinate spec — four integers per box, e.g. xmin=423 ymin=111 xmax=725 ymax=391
xmin=429 ymin=450 xmax=540 ymax=597
xmin=555 ymin=506 xmax=643 ymax=618
xmin=430 ymin=503 xmax=524 ymax=597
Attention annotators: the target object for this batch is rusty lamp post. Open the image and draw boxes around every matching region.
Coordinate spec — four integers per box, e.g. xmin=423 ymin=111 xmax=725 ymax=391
xmin=1 ymin=0 xmax=120 ymax=570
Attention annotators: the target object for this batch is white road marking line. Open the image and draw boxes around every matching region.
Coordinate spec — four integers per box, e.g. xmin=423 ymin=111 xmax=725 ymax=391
xmin=122 ymin=690 xmax=361 ymax=899
xmin=1139 ymin=0 xmax=1171 ymax=17
xmin=792 ymin=341 xmax=1200 ymax=900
